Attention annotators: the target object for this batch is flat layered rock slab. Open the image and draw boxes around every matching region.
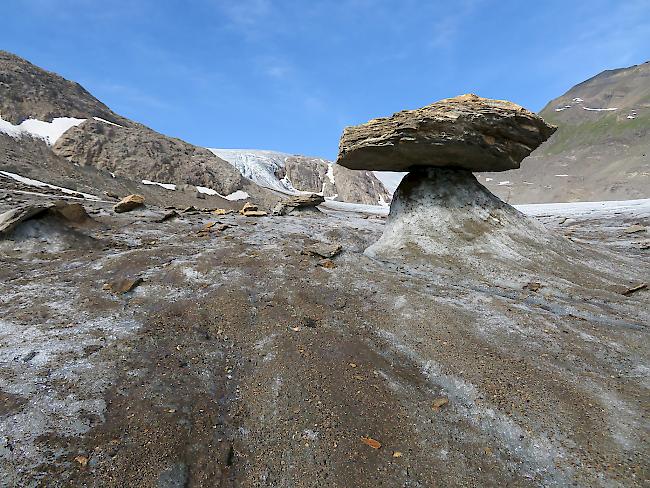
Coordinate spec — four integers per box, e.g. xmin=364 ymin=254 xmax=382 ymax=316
xmin=337 ymin=94 xmax=556 ymax=172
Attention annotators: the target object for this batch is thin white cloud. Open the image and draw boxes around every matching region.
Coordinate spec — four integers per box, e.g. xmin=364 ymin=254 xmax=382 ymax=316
xmin=428 ymin=0 xmax=483 ymax=49
xmin=216 ymin=0 xmax=273 ymax=33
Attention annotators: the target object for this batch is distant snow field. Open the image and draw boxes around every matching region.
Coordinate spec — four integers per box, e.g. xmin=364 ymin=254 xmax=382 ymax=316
xmin=553 ymin=97 xmax=620 ymax=114
xmin=196 ymin=185 xmax=249 ymax=201
xmin=326 ymin=197 xmax=650 ymax=220
xmin=373 ymin=171 xmax=406 ymax=194
xmin=92 ymin=117 xmax=123 ymax=127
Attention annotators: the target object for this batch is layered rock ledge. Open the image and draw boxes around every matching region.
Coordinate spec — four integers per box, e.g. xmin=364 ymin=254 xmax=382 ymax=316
xmin=338 ymin=94 xmax=556 ymax=172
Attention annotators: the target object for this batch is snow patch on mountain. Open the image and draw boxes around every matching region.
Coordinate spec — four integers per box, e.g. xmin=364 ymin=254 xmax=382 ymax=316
xmin=93 ymin=117 xmax=123 ymax=127
xmin=224 ymin=190 xmax=249 ymax=201
xmin=142 ymin=180 xmax=177 ymax=190
xmin=210 ymin=148 xmax=392 ymax=206
xmin=0 ymin=116 xmax=85 ymax=145
xmin=0 ymin=170 xmax=99 ymax=199
xmin=196 ymin=186 xmax=219 ymax=196
xmin=583 ymin=107 xmax=617 ymax=112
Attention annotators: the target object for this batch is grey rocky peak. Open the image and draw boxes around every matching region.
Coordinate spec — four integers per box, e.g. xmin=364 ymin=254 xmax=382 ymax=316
xmin=0 ymin=50 xmax=127 ymax=125
xmin=337 ymin=94 xmax=556 ymax=172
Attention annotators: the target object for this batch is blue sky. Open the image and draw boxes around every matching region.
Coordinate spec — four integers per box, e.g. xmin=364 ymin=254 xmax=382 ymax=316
xmin=4 ymin=0 xmax=649 ymax=159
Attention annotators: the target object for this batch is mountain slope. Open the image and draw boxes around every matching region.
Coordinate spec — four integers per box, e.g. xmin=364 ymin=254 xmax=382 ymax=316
xmin=1 ymin=51 xmax=390 ymax=207
xmin=210 ymin=148 xmax=391 ymax=205
xmin=0 ymin=51 xmax=281 ymax=208
xmin=480 ymin=61 xmax=650 ymax=203
xmin=0 ymin=51 xmax=127 ymax=126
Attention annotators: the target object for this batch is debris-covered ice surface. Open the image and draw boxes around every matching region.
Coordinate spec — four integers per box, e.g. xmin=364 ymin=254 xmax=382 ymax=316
xmin=0 ymin=190 xmax=647 ymax=487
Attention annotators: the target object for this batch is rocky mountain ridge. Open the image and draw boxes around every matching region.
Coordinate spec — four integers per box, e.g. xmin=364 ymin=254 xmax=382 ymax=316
xmin=0 ymin=51 xmax=391 ymax=208
xmin=210 ymin=148 xmax=391 ymax=206
xmin=0 ymin=50 xmax=127 ymax=126
xmin=481 ymin=61 xmax=650 ymax=203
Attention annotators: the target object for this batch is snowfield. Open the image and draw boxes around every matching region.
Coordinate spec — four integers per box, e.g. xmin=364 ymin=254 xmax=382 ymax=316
xmin=0 ymin=116 xmax=85 ymax=145
xmin=324 ymin=197 xmax=650 ymax=219
xmin=0 ymin=114 xmax=126 ymax=146
xmin=0 ymin=170 xmax=100 ymax=199
xmin=142 ymin=180 xmax=177 ymax=190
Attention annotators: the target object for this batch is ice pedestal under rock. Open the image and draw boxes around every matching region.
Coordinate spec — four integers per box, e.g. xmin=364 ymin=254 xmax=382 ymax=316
xmin=365 ymin=168 xmax=560 ymax=266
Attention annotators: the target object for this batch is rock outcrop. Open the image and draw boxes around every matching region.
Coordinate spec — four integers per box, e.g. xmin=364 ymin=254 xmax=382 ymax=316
xmin=283 ymin=156 xmax=329 ymax=194
xmin=0 ymin=202 xmax=91 ymax=236
xmin=0 ymin=51 xmax=281 ymax=211
xmin=53 ymin=120 xmax=247 ymax=196
xmin=272 ymin=193 xmax=325 ymax=216
xmin=337 ymin=94 xmax=556 ymax=264
xmin=338 ymin=94 xmax=556 ymax=172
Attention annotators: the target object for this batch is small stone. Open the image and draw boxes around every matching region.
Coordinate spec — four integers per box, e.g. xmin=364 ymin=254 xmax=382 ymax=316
xmin=360 ymin=436 xmax=381 ymax=449
xmin=523 ymin=282 xmax=542 ymax=292
xmin=621 ymin=283 xmax=647 ymax=296
xmin=104 ymin=277 xmax=143 ymax=294
xmin=318 ymin=258 xmax=336 ymax=269
xmin=239 ymin=202 xmax=268 ymax=217
xmin=623 ymin=224 xmax=646 ymax=234
xmin=304 ymin=242 xmax=342 ymax=258
xmin=432 ymin=397 xmax=449 ymax=411
xmin=155 ymin=210 xmax=179 ymax=223
xmin=113 ymin=194 xmax=144 ymax=213
xmin=74 ymin=455 xmax=88 ymax=467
